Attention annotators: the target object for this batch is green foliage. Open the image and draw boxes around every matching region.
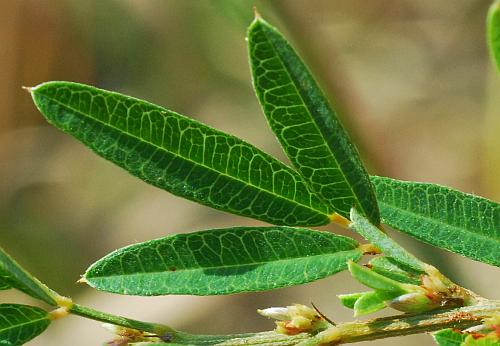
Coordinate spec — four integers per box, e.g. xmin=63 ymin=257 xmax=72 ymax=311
xmin=349 ymin=208 xmax=425 ymax=272
xmin=0 ymin=304 xmax=51 ymax=346
xmin=0 ymin=278 xmax=10 ymax=291
xmin=434 ymin=329 xmax=500 ymax=346
xmin=488 ymin=0 xmax=500 ymax=72
xmin=9 ymin=6 xmax=500 ymax=346
xmin=352 ymin=290 xmax=397 ymax=316
xmin=368 ymin=257 xmax=421 ymax=285
xmin=434 ymin=329 xmax=468 ymax=346
xmin=344 ymin=262 xmax=423 ymax=315
xmin=0 ymin=247 xmax=58 ymax=306
xmin=371 ymin=176 xmax=500 ymax=267
xmin=347 ymin=261 xmax=410 ymax=295
xmin=84 ymin=227 xmax=361 ymax=295
xmin=30 ymin=82 xmax=331 ymax=227
xmin=337 ymin=292 xmax=367 ymax=309
xmin=248 ymin=17 xmax=380 ymax=225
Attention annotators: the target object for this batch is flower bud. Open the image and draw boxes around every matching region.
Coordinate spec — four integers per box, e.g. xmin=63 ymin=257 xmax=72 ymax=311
xmin=258 ymin=304 xmax=325 ymax=335
xmin=388 ymin=292 xmax=440 ymax=313
xmin=257 ymin=307 xmax=290 ymax=321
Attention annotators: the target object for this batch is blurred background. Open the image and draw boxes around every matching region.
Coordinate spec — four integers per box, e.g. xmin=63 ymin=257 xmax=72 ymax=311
xmin=1 ymin=1 xmax=499 ymax=345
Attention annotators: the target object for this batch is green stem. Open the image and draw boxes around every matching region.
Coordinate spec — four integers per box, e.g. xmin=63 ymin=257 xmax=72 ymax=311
xmin=69 ymin=303 xmax=173 ymax=336
xmin=174 ymin=331 xmax=310 ymax=346
xmin=300 ymin=300 xmax=500 ymax=345
xmin=66 ymin=301 xmax=500 ymax=345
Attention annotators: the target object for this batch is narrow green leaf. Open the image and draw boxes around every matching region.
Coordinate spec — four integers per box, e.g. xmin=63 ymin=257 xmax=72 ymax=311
xmin=353 ymin=291 xmax=397 ymax=316
xmin=369 ymin=257 xmax=421 ymax=285
xmin=433 ymin=329 xmax=467 ymax=346
xmin=488 ymin=0 xmax=500 ymax=72
xmin=0 ymin=279 xmax=10 ymax=291
xmin=0 ymin=247 xmax=58 ymax=306
xmin=350 ymin=207 xmax=426 ymax=272
xmin=347 ymin=261 xmax=410 ymax=294
xmin=337 ymin=292 xmax=368 ymax=309
xmin=0 ymin=304 xmax=50 ymax=346
xmin=84 ymin=227 xmax=362 ymax=296
xmin=248 ymin=17 xmax=380 ymax=225
xmin=371 ymin=176 xmax=500 ymax=267
xmin=30 ymin=81 xmax=332 ymax=227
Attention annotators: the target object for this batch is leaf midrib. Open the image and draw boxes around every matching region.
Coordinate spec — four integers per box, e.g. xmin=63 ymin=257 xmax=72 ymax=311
xmin=87 ymin=247 xmax=359 ymax=281
xmin=0 ymin=314 xmax=47 ymax=334
xmin=38 ymin=90 xmax=329 ymax=219
xmin=379 ymin=201 xmax=500 ymax=243
xmin=254 ymin=21 xmax=365 ymax=217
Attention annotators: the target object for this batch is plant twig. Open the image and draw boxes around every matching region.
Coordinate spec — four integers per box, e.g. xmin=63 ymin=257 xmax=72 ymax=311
xmin=69 ymin=303 xmax=173 ymax=336
xmin=299 ymin=300 xmax=500 ymax=345
xmin=66 ymin=300 xmax=500 ymax=345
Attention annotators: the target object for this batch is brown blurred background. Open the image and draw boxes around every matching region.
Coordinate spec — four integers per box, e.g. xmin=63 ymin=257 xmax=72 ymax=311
xmin=1 ymin=1 xmax=499 ymax=345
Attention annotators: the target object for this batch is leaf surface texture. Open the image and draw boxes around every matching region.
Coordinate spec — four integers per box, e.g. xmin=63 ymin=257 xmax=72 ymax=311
xmin=371 ymin=176 xmax=500 ymax=266
xmin=84 ymin=227 xmax=361 ymax=295
xmin=0 ymin=304 xmax=50 ymax=346
xmin=248 ymin=18 xmax=379 ymax=224
xmin=31 ymin=82 xmax=332 ymax=226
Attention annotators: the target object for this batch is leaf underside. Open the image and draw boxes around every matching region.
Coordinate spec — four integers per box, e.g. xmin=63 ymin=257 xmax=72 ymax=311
xmin=353 ymin=290 xmax=397 ymax=316
xmin=371 ymin=176 xmax=500 ymax=267
xmin=369 ymin=257 xmax=421 ymax=285
xmin=31 ymin=81 xmax=332 ymax=227
xmin=84 ymin=227 xmax=361 ymax=296
xmin=0 ymin=247 xmax=57 ymax=306
xmin=349 ymin=208 xmax=425 ymax=272
xmin=248 ymin=17 xmax=380 ymax=225
xmin=338 ymin=292 xmax=367 ymax=309
xmin=0 ymin=304 xmax=50 ymax=346
xmin=348 ymin=261 xmax=408 ymax=295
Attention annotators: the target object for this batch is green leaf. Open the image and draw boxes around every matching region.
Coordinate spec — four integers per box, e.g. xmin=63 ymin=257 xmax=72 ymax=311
xmin=371 ymin=176 xmax=500 ymax=267
xmin=432 ymin=329 xmax=500 ymax=346
xmin=488 ymin=0 xmax=500 ymax=72
xmin=0 ymin=304 xmax=51 ymax=346
xmin=433 ymin=329 xmax=467 ymax=346
xmin=0 ymin=279 xmax=10 ymax=291
xmin=248 ymin=17 xmax=380 ymax=225
xmin=369 ymin=257 xmax=421 ymax=285
xmin=463 ymin=336 xmax=500 ymax=346
xmin=0 ymin=247 xmax=58 ymax=306
xmin=349 ymin=207 xmax=426 ymax=272
xmin=84 ymin=227 xmax=362 ymax=295
xmin=337 ymin=292 xmax=368 ymax=309
xmin=353 ymin=291 xmax=397 ymax=316
xmin=347 ymin=261 xmax=410 ymax=294
xmin=30 ymin=81 xmax=332 ymax=227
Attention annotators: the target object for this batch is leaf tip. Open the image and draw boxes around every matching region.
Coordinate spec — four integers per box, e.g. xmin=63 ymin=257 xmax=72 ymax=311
xmin=76 ymin=276 xmax=88 ymax=285
xmin=253 ymin=6 xmax=261 ymax=20
xmin=21 ymin=85 xmax=34 ymax=93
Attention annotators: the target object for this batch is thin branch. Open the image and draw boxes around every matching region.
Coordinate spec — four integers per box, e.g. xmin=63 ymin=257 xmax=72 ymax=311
xmin=300 ymin=300 xmax=500 ymax=345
